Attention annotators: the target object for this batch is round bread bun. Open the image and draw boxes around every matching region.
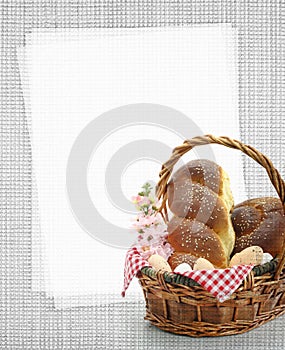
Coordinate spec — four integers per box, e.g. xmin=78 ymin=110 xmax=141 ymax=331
xmin=231 ymin=197 xmax=285 ymax=258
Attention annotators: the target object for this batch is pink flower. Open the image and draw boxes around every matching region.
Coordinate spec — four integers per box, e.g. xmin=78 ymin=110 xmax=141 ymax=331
xmin=138 ymin=241 xmax=174 ymax=261
xmin=130 ymin=184 xmax=172 ymax=262
xmin=137 ymin=197 xmax=151 ymax=206
xmin=131 ymin=195 xmax=143 ymax=204
xmin=136 ymin=214 xmax=157 ymax=227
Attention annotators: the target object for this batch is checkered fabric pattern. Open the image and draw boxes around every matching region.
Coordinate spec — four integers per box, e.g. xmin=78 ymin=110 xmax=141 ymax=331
xmin=122 ymin=246 xmax=254 ymax=302
xmin=122 ymin=247 xmax=150 ymax=297
xmin=179 ymin=265 xmax=254 ymax=302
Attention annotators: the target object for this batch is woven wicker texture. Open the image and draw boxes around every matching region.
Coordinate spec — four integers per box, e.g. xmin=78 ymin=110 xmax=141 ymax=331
xmin=138 ymin=135 xmax=285 ymax=337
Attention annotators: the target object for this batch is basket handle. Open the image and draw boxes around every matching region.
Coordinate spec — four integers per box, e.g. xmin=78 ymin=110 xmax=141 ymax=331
xmin=156 ymin=134 xmax=285 ymax=280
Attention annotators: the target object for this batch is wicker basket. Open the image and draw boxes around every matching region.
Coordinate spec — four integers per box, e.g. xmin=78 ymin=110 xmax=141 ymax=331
xmin=138 ymin=135 xmax=285 ymax=337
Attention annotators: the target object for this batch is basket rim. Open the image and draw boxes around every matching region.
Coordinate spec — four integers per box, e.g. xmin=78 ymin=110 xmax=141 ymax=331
xmin=139 ymin=258 xmax=279 ymax=289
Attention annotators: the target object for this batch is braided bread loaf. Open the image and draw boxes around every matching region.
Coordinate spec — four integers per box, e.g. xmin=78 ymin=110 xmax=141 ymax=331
xmin=231 ymin=197 xmax=285 ymax=257
xmin=166 ymin=159 xmax=236 ymax=269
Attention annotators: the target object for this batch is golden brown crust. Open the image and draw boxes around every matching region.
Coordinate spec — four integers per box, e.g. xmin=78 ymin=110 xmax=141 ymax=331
xmin=168 ymin=181 xmax=228 ymax=233
xmin=166 ymin=159 xmax=235 ymax=268
xmin=168 ymin=159 xmax=222 ymax=195
xmin=167 ymin=216 xmax=228 ymax=268
xmin=168 ymin=252 xmax=198 ymax=270
xmin=231 ymin=197 xmax=285 ymax=257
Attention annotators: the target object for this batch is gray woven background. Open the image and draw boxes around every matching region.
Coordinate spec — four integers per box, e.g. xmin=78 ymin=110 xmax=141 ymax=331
xmin=1 ymin=1 xmax=284 ymax=349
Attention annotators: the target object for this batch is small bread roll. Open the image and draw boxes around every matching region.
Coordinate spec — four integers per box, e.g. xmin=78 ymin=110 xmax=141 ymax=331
xmin=148 ymin=254 xmax=172 ymax=272
xmin=193 ymin=257 xmax=215 ymax=271
xmin=174 ymin=263 xmax=192 ymax=274
xmin=229 ymin=246 xmax=263 ymax=267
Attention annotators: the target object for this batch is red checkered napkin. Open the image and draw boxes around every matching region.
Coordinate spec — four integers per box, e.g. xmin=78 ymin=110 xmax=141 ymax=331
xmin=178 ymin=265 xmax=254 ymax=302
xmin=121 ymin=247 xmax=254 ymax=302
xmin=121 ymin=246 xmax=150 ymax=297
